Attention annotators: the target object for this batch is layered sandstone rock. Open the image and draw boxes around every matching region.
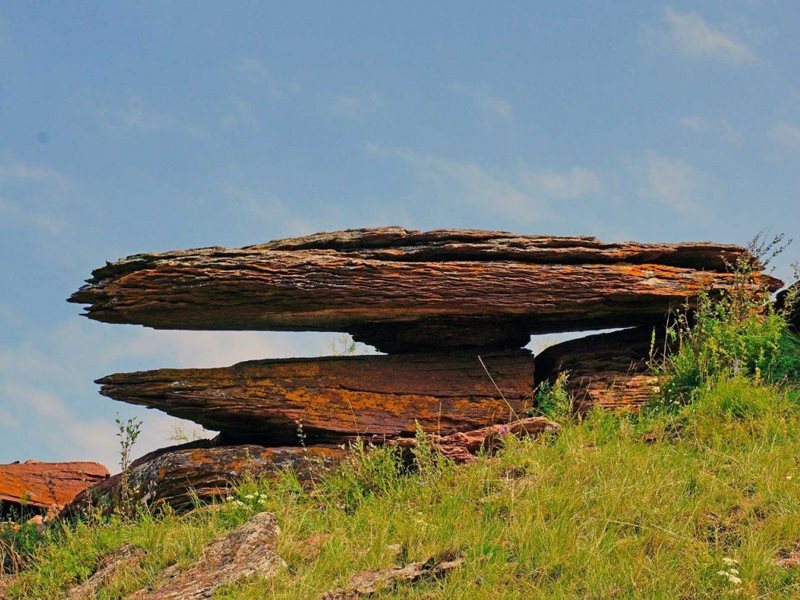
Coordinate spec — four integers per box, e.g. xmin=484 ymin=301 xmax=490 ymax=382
xmin=96 ymin=351 xmax=533 ymax=444
xmin=0 ymin=461 xmax=108 ymax=512
xmin=61 ymin=228 xmax=783 ymax=516
xmin=534 ymin=327 xmax=665 ymax=412
xmin=63 ymin=441 xmax=344 ymax=515
xmin=69 ymin=228 xmax=776 ymax=352
xmin=391 ymin=416 xmax=560 ymax=464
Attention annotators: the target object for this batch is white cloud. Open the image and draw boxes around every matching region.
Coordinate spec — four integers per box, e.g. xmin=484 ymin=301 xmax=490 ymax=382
xmin=219 ymin=181 xmax=315 ymax=237
xmin=0 ymin=163 xmax=66 ymax=186
xmin=635 ymin=152 xmax=709 ymax=215
xmin=0 ymin=161 xmax=71 ymax=234
xmin=517 ymin=167 xmax=602 ymax=200
xmin=332 ymin=93 xmax=382 ymax=117
xmin=0 ymin=197 xmax=68 ymax=234
xmin=221 ymin=98 xmax=259 ymax=131
xmin=0 ymin=409 xmax=19 ymax=430
xmin=769 ymin=123 xmax=800 ymax=152
xmin=680 ymin=116 xmax=743 ymax=145
xmin=232 ymin=57 xmax=300 ymax=99
xmin=366 ymin=144 xmax=602 ymax=222
xmin=449 ymin=83 xmax=513 ymax=119
xmin=644 ymin=8 xmax=755 ymax=65
xmin=98 ymin=97 xmax=206 ymax=139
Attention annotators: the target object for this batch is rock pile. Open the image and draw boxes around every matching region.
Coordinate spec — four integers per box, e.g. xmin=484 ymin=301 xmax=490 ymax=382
xmin=64 ymin=227 xmax=782 ymax=512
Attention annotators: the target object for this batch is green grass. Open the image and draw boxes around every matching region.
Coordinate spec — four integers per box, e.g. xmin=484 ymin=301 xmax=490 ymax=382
xmin=5 ymin=248 xmax=800 ymax=598
xmin=5 ymin=376 xmax=800 ymax=599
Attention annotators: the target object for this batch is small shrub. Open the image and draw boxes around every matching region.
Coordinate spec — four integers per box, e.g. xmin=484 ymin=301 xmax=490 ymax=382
xmin=533 ymin=372 xmax=574 ymax=423
xmin=656 ymin=234 xmax=800 ymax=409
xmin=318 ymin=440 xmax=406 ymax=513
xmin=115 ymin=414 xmax=143 ymax=518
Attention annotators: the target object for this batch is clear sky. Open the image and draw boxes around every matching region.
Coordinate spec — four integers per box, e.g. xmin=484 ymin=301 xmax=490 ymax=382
xmin=1 ymin=2 xmax=798 ymax=469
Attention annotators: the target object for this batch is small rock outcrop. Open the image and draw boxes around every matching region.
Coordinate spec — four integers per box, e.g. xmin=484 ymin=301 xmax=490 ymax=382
xmin=534 ymin=327 xmax=665 ymax=412
xmin=0 ymin=461 xmax=108 ymax=513
xmin=392 ymin=416 xmax=559 ymax=464
xmin=64 ymin=544 xmax=146 ymax=599
xmin=322 ymin=551 xmax=465 ymax=599
xmin=128 ymin=511 xmax=282 ymax=599
xmin=64 ymin=441 xmax=344 ymax=515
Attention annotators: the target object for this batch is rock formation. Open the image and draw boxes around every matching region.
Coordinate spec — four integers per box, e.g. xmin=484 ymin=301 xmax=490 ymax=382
xmin=64 ymin=441 xmax=344 ymax=515
xmin=96 ymin=351 xmax=533 ymax=444
xmin=391 ymin=416 xmax=559 ymax=464
xmin=69 ymin=228 xmax=778 ymax=352
xmin=534 ymin=327 xmax=665 ymax=412
xmin=65 ymin=227 xmax=781 ymax=513
xmin=0 ymin=461 xmax=108 ymax=514
xmin=127 ymin=512 xmax=283 ymax=599
xmin=322 ymin=551 xmax=464 ymax=599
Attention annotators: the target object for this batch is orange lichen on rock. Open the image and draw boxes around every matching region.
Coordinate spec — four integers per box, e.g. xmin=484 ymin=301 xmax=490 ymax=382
xmin=63 ymin=441 xmax=345 ymax=515
xmin=534 ymin=327 xmax=665 ymax=412
xmin=0 ymin=461 xmax=109 ymax=510
xmin=96 ymin=351 xmax=534 ymax=444
xmin=69 ymin=227 xmax=780 ymax=352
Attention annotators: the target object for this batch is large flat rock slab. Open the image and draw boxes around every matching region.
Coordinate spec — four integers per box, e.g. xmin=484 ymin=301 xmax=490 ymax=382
xmin=69 ymin=228 xmax=779 ymax=352
xmin=0 ymin=461 xmax=109 ymax=511
xmin=96 ymin=351 xmax=534 ymax=444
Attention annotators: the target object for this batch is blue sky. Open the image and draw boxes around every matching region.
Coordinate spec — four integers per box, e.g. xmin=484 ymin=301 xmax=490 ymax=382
xmin=1 ymin=2 xmax=798 ymax=468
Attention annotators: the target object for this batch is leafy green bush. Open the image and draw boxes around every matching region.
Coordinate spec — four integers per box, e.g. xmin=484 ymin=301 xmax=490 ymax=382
xmin=656 ymin=236 xmax=800 ymax=409
xmin=0 ymin=520 xmax=47 ymax=574
xmin=532 ymin=372 xmax=573 ymax=423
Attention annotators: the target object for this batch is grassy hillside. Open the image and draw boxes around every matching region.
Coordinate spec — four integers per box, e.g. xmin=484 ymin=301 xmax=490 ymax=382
xmin=2 ymin=378 xmax=799 ymax=598
xmin=3 ymin=259 xmax=800 ymax=598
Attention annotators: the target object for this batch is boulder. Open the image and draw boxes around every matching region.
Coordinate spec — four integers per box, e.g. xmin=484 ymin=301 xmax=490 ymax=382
xmin=63 ymin=441 xmax=345 ymax=515
xmin=96 ymin=351 xmax=534 ymax=444
xmin=0 ymin=461 xmax=109 ymax=513
xmin=69 ymin=228 xmax=778 ymax=352
xmin=64 ymin=544 xmax=146 ymax=600
xmin=322 ymin=552 xmax=464 ymax=599
xmin=128 ymin=511 xmax=283 ymax=599
xmin=534 ymin=327 xmax=664 ymax=412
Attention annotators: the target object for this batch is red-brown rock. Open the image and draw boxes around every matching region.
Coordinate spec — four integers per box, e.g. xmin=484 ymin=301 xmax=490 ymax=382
xmin=534 ymin=327 xmax=664 ymax=412
xmin=0 ymin=461 xmax=109 ymax=511
xmin=96 ymin=351 xmax=534 ymax=444
xmin=63 ymin=441 xmax=345 ymax=515
xmin=69 ymin=228 xmax=779 ymax=352
xmin=391 ymin=416 xmax=560 ymax=464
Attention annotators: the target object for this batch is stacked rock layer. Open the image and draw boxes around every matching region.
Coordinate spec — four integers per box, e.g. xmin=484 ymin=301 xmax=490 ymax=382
xmin=64 ymin=227 xmax=783 ymax=512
